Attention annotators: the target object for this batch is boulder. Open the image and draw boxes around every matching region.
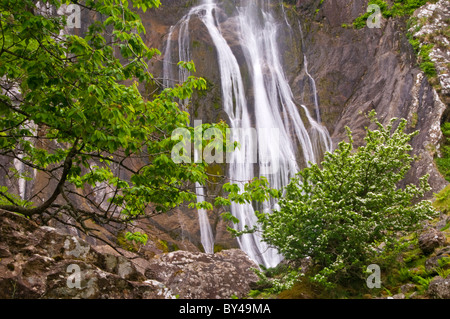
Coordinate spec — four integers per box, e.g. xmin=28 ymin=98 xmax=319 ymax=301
xmin=418 ymin=228 xmax=446 ymax=255
xmin=400 ymin=283 xmax=417 ymax=295
xmin=428 ymin=276 xmax=450 ymax=299
xmin=145 ymin=249 xmax=259 ymax=299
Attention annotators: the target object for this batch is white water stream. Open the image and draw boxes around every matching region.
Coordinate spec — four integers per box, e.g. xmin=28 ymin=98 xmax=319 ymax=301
xmin=163 ymin=0 xmax=332 ymax=267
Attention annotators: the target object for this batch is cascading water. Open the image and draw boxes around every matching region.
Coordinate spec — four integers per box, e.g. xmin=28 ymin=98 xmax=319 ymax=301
xmin=163 ymin=0 xmax=332 ymax=267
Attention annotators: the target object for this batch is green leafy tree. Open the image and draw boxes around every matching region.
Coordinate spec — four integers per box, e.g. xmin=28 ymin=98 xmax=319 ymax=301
xmin=0 ymin=0 xmax=228 ymax=232
xmin=257 ymin=112 xmax=438 ymax=285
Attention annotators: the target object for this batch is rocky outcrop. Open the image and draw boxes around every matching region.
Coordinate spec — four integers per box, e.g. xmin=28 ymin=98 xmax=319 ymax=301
xmin=425 ymin=246 xmax=450 ymax=273
xmin=0 ymin=209 xmax=160 ymax=299
xmin=0 ymin=209 xmax=259 ymax=299
xmin=409 ymin=0 xmax=450 ymax=99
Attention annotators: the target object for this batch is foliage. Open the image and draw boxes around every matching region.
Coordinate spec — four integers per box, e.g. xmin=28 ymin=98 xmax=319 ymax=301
xmin=353 ymin=0 xmax=388 ymax=29
xmin=407 ymin=35 xmax=438 ymax=78
xmin=0 ymin=186 xmax=32 ymax=209
xmin=435 ymin=123 xmax=450 ymax=182
xmin=250 ymin=265 xmax=304 ymax=297
xmin=433 ymin=184 xmax=450 ymax=213
xmin=412 ymin=274 xmax=433 ymax=293
xmin=125 ymin=231 xmax=148 ymax=245
xmin=353 ymin=0 xmax=439 ymax=29
xmin=257 ymin=111 xmax=438 ymax=286
xmin=215 ymin=176 xmax=282 ymax=238
xmin=0 ymin=0 xmax=235 ymax=231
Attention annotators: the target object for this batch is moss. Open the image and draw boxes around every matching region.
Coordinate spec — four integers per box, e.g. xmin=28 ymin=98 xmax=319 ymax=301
xmin=403 ymin=247 xmax=424 ymax=266
xmin=213 ymin=244 xmax=224 ymax=253
xmin=205 ymin=163 xmax=225 ymax=191
xmin=117 ymin=231 xmax=138 ymax=252
xmin=278 ymin=279 xmax=320 ymax=299
xmin=192 ymin=40 xmax=201 ymax=49
xmin=433 ymin=184 xmax=450 ymax=211
xmin=156 ymin=239 xmax=169 ymax=253
xmin=409 ymin=112 xmax=418 ymax=128
xmin=435 ymin=123 xmax=450 ymax=182
xmin=184 ymin=0 xmax=198 ymax=8
xmin=353 ymin=0 xmax=440 ymax=29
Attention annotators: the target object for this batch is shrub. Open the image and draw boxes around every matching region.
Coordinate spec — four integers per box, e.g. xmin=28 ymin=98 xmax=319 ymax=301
xmin=257 ymin=112 xmax=438 ymax=286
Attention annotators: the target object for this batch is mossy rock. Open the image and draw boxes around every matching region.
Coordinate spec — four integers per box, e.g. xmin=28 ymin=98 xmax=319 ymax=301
xmin=156 ymin=239 xmax=179 ymax=253
xmin=116 ymin=231 xmax=139 ymax=253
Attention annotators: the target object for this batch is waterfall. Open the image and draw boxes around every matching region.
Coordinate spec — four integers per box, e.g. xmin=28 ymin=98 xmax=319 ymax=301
xmin=13 ymin=154 xmax=26 ymax=200
xmin=163 ymin=0 xmax=332 ymax=268
xmin=194 ymin=147 xmax=215 ymax=254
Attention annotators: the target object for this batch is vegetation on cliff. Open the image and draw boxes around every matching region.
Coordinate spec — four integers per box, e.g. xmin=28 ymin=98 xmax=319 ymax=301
xmin=353 ymin=0 xmax=440 ymax=29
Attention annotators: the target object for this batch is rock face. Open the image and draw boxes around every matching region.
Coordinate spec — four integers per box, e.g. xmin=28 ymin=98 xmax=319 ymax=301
xmin=133 ymin=0 xmax=450 ymax=258
xmin=409 ymin=0 xmax=450 ymax=98
xmin=149 ymin=0 xmax=449 ymax=246
xmin=292 ymin=0 xmax=448 ymax=195
xmin=0 ymin=210 xmax=259 ymax=299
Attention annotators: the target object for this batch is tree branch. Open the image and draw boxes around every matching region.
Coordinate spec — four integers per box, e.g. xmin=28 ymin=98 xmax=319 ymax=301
xmin=0 ymin=138 xmax=79 ymax=217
